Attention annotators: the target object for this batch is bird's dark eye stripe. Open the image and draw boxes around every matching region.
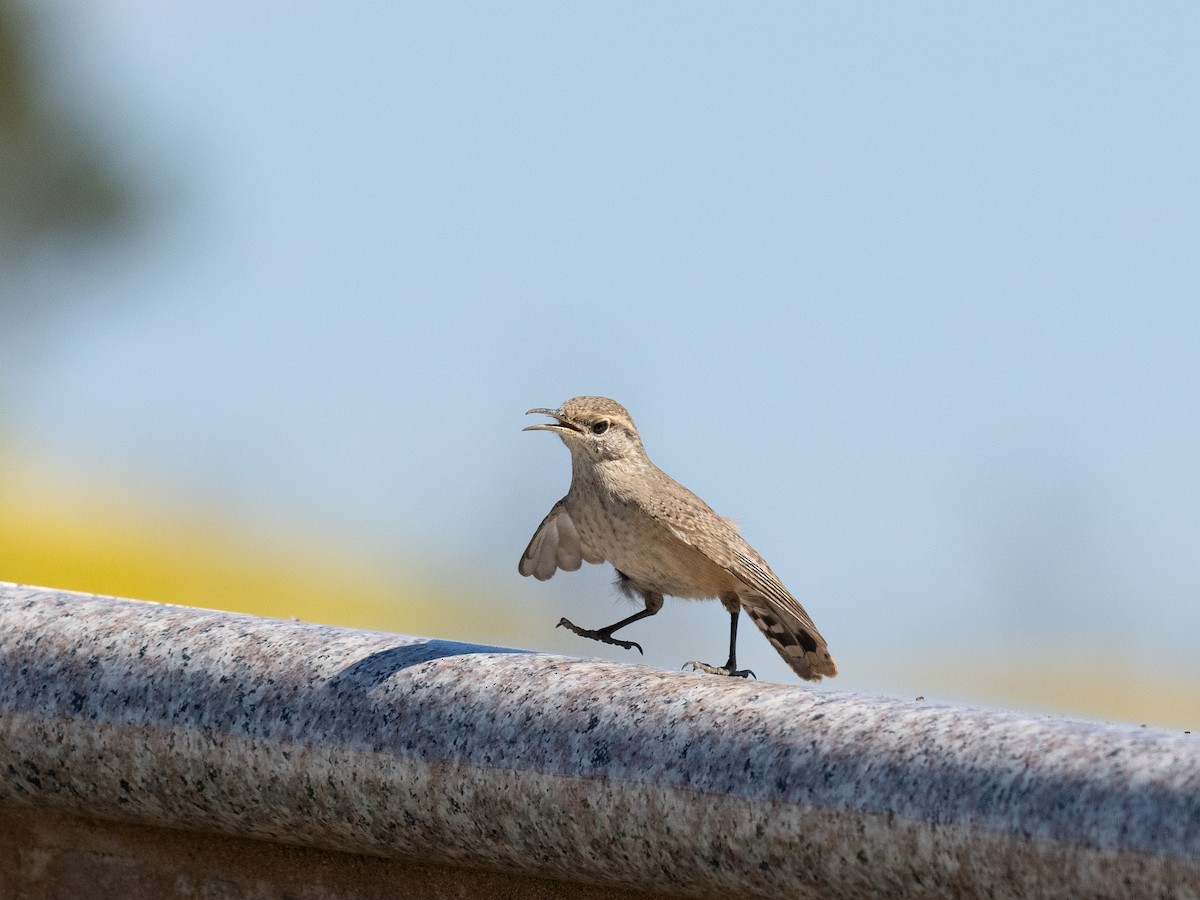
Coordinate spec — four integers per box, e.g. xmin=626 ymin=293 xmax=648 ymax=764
xmin=591 ymin=420 xmax=609 ymax=435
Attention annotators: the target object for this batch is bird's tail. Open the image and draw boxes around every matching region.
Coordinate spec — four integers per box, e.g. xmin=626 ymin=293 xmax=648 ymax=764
xmin=741 ymin=594 xmax=838 ymax=681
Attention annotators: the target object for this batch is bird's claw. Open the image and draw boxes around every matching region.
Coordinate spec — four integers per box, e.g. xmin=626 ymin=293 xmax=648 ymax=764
xmin=557 ymin=617 xmax=644 ymax=654
xmin=684 ymin=660 xmax=756 ymax=679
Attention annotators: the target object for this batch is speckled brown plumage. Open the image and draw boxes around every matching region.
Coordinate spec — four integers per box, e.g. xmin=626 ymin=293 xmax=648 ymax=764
xmin=520 ymin=396 xmax=836 ymax=680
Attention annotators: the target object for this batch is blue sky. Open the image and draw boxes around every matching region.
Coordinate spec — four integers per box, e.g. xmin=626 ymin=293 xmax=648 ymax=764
xmin=7 ymin=3 xmax=1199 ymax=695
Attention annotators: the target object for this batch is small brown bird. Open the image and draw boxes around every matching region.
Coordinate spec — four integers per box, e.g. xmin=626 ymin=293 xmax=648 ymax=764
xmin=519 ymin=396 xmax=837 ymax=681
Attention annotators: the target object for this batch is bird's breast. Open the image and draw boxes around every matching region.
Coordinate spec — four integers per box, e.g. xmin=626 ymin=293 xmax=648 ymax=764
xmin=567 ymin=489 xmax=734 ymax=600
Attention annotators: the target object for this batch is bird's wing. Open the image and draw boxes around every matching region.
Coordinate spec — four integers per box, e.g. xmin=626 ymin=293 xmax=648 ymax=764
xmin=730 ymin=547 xmax=837 ymax=680
xmin=639 ymin=472 xmax=837 ymax=680
xmin=518 ymin=499 xmax=604 ymax=580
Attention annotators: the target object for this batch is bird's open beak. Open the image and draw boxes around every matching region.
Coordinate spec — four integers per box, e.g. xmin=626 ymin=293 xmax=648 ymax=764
xmin=523 ymin=408 xmax=583 ymax=434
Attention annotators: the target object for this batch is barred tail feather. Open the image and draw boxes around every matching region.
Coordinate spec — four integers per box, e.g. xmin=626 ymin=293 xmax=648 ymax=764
xmin=742 ymin=596 xmax=837 ymax=681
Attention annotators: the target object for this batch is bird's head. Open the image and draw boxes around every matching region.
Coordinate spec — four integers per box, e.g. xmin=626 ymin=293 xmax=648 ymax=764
xmin=524 ymin=396 xmax=646 ymax=463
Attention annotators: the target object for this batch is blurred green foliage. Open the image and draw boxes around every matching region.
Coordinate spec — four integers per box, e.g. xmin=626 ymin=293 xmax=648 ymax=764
xmin=0 ymin=0 xmax=137 ymax=293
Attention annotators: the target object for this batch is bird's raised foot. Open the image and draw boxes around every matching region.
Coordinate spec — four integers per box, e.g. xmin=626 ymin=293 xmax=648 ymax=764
xmin=557 ymin=617 xmax=643 ymax=654
xmin=684 ymin=660 xmax=756 ymax=679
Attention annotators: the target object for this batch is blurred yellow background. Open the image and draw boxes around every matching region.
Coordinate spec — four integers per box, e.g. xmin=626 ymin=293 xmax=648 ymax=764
xmin=0 ymin=453 xmax=521 ymax=644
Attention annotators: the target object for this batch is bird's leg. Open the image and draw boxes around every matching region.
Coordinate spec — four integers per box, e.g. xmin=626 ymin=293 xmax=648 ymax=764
xmin=558 ymin=586 xmax=663 ymax=655
xmin=685 ymin=596 xmax=756 ymax=678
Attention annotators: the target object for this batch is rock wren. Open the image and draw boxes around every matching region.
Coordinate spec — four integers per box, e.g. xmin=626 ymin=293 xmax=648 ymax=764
xmin=519 ymin=396 xmax=837 ymax=681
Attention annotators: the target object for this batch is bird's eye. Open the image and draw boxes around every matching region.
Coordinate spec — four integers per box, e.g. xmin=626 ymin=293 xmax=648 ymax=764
xmin=591 ymin=420 xmax=609 ymax=435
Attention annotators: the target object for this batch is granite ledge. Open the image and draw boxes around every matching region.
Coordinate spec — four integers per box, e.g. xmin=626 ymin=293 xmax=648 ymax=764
xmin=1 ymin=582 xmax=1197 ymax=899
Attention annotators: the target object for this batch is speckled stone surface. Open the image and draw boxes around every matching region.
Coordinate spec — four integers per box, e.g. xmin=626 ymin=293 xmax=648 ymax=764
xmin=1 ymin=583 xmax=1197 ymax=899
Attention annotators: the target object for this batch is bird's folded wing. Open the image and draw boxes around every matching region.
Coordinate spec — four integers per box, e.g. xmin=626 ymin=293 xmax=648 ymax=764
xmin=647 ymin=489 xmax=837 ymax=679
xmin=732 ymin=551 xmax=837 ymax=678
xmin=730 ymin=551 xmax=824 ymax=646
xmin=519 ymin=499 xmax=604 ymax=580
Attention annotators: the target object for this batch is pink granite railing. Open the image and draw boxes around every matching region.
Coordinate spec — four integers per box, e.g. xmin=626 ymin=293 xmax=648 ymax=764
xmin=0 ymin=582 xmax=1197 ymax=899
